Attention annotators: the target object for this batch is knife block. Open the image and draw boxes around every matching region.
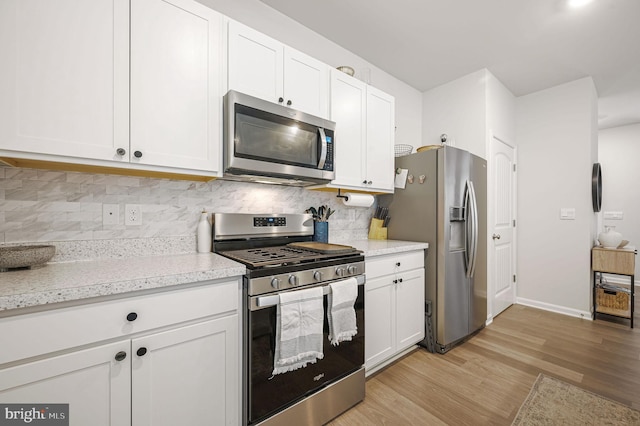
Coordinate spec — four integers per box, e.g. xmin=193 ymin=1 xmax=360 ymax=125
xmin=368 ymin=218 xmax=388 ymax=240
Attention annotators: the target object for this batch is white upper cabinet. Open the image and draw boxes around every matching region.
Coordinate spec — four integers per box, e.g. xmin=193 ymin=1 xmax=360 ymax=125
xmin=330 ymin=70 xmax=367 ymax=188
xmin=0 ymin=0 xmax=129 ymax=161
xmin=227 ymin=20 xmax=329 ymax=118
xmin=283 ymin=48 xmax=329 ymax=118
xmin=365 ymin=86 xmax=395 ymax=192
xmin=328 ymin=69 xmax=395 ymax=193
xmin=0 ymin=0 xmax=223 ymax=177
xmin=228 ymin=21 xmax=283 ymax=104
xmin=130 ymin=0 xmax=222 ymax=172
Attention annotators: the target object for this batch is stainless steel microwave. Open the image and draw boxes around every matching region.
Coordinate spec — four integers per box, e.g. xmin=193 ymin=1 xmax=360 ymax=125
xmin=222 ymin=90 xmax=336 ymax=186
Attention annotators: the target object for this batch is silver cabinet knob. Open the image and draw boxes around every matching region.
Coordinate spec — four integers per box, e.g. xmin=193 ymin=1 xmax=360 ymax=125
xmin=286 ymin=100 xmax=292 ymax=106
xmin=288 ymin=275 xmax=299 ymax=286
xmin=313 ymin=271 xmax=323 ymax=281
xmin=116 ymin=148 xmax=126 ymax=156
xmin=271 ymin=278 xmax=280 ymax=289
xmin=362 ymin=180 xmax=367 ymax=184
xmin=134 ymin=151 xmax=143 ymax=158
xmin=367 ymin=181 xmax=372 ymax=185
xmin=492 ymin=234 xmax=501 ymax=240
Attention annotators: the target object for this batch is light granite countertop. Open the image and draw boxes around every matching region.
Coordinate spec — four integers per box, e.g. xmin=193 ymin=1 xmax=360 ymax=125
xmin=0 ymin=253 xmax=245 ymax=313
xmin=0 ymin=239 xmax=426 ymax=314
xmin=347 ymin=239 xmax=429 ymax=257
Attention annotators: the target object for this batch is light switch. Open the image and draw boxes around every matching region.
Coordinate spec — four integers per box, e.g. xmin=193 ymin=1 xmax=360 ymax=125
xmin=603 ymin=211 xmax=623 ymax=220
xmin=560 ymin=208 xmax=576 ymax=220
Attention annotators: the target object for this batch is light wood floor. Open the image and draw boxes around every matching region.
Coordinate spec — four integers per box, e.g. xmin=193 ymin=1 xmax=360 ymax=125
xmin=330 ymin=299 xmax=640 ymax=425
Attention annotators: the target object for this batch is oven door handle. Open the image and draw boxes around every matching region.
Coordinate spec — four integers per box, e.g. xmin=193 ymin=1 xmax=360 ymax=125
xmin=255 ymin=275 xmax=365 ymax=308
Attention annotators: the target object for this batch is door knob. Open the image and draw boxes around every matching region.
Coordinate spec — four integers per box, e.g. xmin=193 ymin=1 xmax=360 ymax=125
xmin=492 ymin=234 xmax=501 ymax=240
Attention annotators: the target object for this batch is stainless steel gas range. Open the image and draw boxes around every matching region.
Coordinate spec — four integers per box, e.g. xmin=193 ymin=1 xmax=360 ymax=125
xmin=212 ymin=213 xmax=365 ymax=426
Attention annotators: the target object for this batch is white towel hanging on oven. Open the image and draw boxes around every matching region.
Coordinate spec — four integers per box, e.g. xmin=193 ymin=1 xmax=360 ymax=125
xmin=327 ymin=277 xmax=358 ymax=346
xmin=272 ymin=286 xmax=324 ymax=375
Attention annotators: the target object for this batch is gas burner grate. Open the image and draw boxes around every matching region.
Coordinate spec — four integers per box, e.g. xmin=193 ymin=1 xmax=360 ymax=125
xmin=220 ymin=246 xmax=354 ymax=268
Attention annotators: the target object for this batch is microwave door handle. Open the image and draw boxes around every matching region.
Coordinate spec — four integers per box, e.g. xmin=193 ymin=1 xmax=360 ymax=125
xmin=317 ymin=128 xmax=328 ymax=169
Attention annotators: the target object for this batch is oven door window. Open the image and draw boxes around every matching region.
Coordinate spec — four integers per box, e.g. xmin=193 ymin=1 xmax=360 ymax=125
xmin=234 ymin=105 xmax=322 ymax=169
xmin=248 ymin=285 xmax=364 ymax=424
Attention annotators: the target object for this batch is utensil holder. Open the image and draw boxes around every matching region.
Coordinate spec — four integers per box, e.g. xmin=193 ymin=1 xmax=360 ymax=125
xmin=313 ymin=221 xmax=329 ymax=243
xmin=368 ymin=218 xmax=388 ymax=240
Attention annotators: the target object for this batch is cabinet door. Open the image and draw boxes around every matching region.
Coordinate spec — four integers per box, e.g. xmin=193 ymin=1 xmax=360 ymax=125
xmin=364 ymin=275 xmax=396 ymax=371
xmin=395 ymin=268 xmax=426 ymax=352
xmin=131 ymin=315 xmax=239 ymax=426
xmin=330 ymin=70 xmax=367 ymax=188
xmin=284 ymin=48 xmax=329 ymax=118
xmin=130 ymin=0 xmax=222 ymax=172
xmin=0 ymin=0 xmax=129 ymax=162
xmin=228 ymin=20 xmax=283 ymax=104
xmin=0 ymin=340 xmax=131 ymax=426
xmin=365 ymin=86 xmax=395 ymax=192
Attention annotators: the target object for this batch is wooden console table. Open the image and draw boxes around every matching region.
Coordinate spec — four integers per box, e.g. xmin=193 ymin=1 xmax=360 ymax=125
xmin=592 ymin=247 xmax=636 ymax=328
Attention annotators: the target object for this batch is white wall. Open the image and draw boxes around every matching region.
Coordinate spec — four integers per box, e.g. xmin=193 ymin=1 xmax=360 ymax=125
xmin=515 ymin=77 xmax=598 ymax=317
xmin=599 ymin=123 xmax=640 ymax=279
xmin=487 ymin=73 xmax=516 ymax=145
xmin=197 ymin=0 xmax=423 ymax=149
xmin=422 ymin=69 xmax=488 ymax=158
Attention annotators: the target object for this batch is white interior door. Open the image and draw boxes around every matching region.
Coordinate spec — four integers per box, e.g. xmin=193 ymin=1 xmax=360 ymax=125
xmin=491 ymin=134 xmax=516 ymax=316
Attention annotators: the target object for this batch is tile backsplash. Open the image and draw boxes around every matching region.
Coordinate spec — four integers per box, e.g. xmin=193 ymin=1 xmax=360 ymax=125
xmin=0 ymin=165 xmax=373 ymax=259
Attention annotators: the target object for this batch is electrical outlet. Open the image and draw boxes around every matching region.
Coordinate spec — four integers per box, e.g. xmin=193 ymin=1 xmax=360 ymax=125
xmin=125 ymin=204 xmax=141 ymax=226
xmin=102 ymin=204 xmax=119 ymax=225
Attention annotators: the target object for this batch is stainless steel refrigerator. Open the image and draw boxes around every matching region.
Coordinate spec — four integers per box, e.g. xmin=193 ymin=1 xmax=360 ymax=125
xmin=380 ymin=145 xmax=486 ymax=353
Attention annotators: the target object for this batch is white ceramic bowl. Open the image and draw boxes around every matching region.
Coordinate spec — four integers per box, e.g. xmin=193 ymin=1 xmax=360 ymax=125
xmin=336 ymin=66 xmax=355 ymax=76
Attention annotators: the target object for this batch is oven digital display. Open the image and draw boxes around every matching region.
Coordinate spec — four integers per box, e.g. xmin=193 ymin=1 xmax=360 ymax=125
xmin=253 ymin=217 xmax=286 ymax=227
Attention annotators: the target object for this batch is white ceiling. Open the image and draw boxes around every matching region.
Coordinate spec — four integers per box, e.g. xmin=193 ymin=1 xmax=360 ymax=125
xmin=259 ymin=0 xmax=640 ymax=129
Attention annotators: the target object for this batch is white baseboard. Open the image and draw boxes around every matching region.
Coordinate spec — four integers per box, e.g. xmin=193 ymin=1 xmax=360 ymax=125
xmin=365 ymin=345 xmax=419 ymax=377
xmin=516 ymin=297 xmax=592 ymax=320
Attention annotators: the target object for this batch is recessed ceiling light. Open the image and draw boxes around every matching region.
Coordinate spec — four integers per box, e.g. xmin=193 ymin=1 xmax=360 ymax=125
xmin=568 ymin=0 xmax=593 ymax=8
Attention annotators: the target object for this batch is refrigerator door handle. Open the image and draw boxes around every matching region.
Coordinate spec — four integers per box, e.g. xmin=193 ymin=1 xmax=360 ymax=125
xmin=468 ymin=181 xmax=479 ymax=278
xmin=464 ymin=179 xmax=479 ymax=278
xmin=464 ymin=180 xmax=473 ymax=277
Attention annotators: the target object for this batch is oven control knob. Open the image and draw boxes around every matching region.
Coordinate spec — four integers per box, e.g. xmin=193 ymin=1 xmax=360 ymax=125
xmin=271 ymin=278 xmax=281 ymax=289
xmin=348 ymin=265 xmax=358 ymax=275
xmin=313 ymin=271 xmax=323 ymax=281
xmin=288 ymin=275 xmax=299 ymax=286
xmin=336 ymin=267 xmax=346 ymax=277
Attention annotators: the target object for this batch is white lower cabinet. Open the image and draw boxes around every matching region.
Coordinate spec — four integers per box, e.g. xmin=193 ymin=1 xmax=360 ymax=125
xmin=0 ymin=280 xmax=240 ymax=426
xmin=0 ymin=340 xmax=131 ymax=426
xmin=131 ymin=315 xmax=238 ymax=426
xmin=365 ymin=250 xmax=425 ymax=373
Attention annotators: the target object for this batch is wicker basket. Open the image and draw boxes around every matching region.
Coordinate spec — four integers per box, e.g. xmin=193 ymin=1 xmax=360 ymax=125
xmin=596 ymin=286 xmax=631 ymax=318
xmin=394 ymin=144 xmax=413 ymax=157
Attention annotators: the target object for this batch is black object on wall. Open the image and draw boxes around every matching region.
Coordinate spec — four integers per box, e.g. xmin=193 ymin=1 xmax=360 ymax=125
xmin=592 ymin=163 xmax=602 ymax=212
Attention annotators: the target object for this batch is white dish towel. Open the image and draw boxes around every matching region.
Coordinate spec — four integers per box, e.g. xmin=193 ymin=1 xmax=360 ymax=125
xmin=327 ymin=277 xmax=358 ymax=346
xmin=272 ymin=286 xmax=324 ymax=375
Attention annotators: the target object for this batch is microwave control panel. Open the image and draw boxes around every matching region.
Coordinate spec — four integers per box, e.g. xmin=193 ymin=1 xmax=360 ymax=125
xmin=323 ymin=134 xmax=334 ymax=171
